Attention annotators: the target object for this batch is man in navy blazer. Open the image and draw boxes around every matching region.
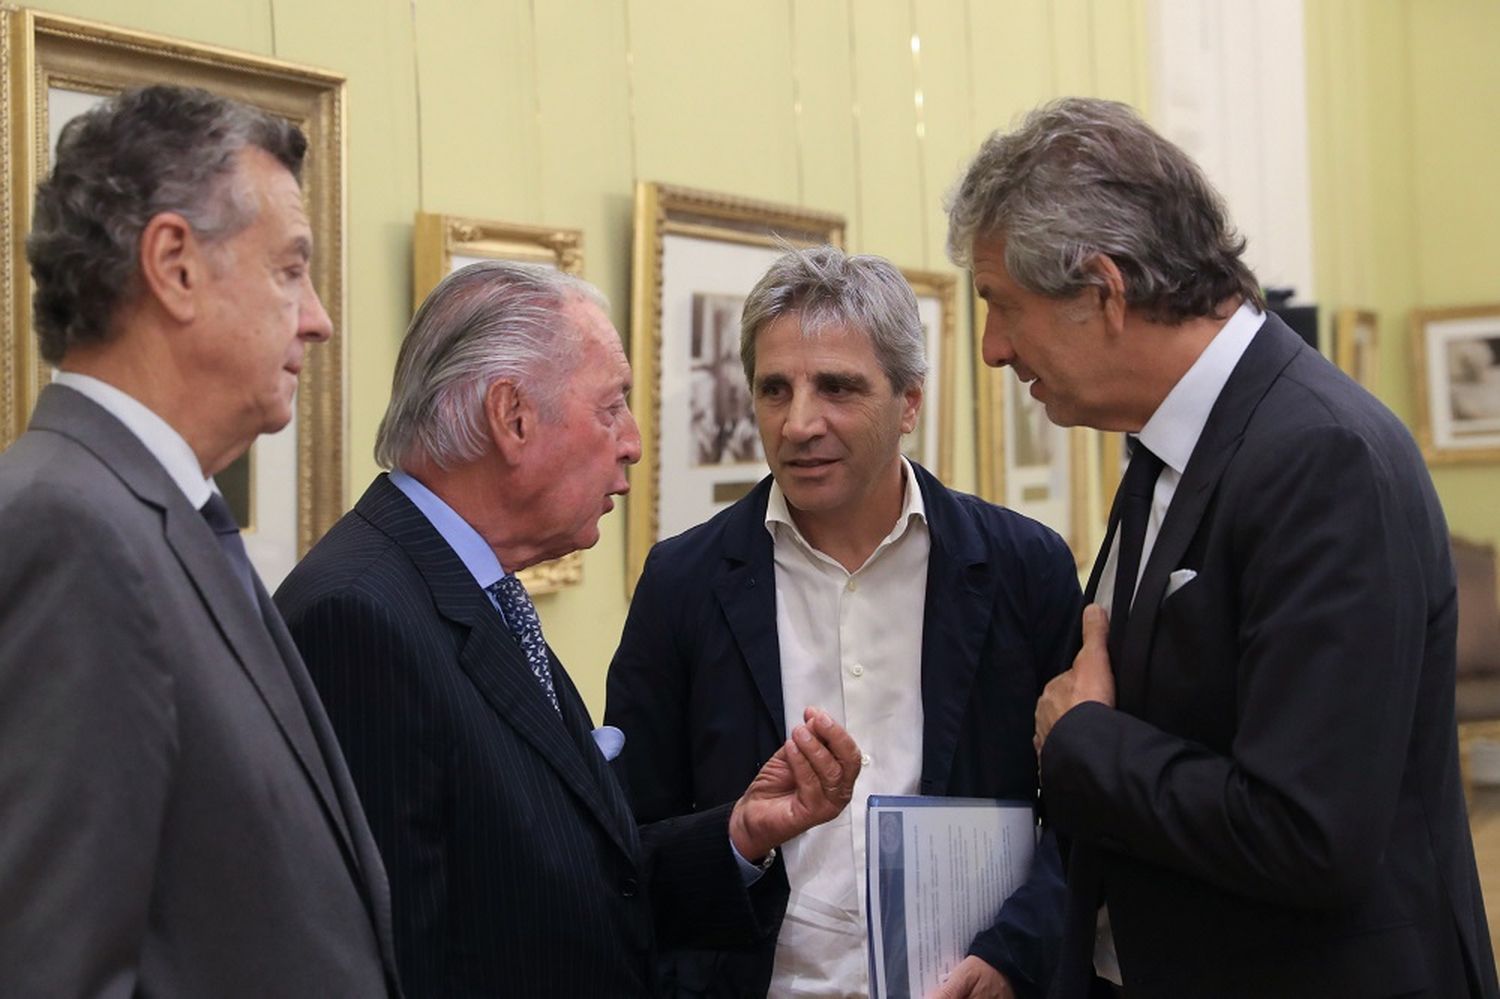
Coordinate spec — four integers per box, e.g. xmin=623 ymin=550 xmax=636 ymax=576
xmin=276 ymin=261 xmax=863 ymax=997
xmin=949 ymin=97 xmax=1498 ymax=997
xmin=607 ymin=247 xmax=1080 ymax=998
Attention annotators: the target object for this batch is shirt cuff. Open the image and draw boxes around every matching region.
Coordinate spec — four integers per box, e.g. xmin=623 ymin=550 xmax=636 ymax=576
xmin=730 ymin=838 xmax=777 ymax=885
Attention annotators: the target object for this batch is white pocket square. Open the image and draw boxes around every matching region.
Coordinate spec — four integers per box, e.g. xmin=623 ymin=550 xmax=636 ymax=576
xmin=591 ymin=725 xmax=625 ymax=762
xmin=1164 ymin=568 xmax=1198 ymax=599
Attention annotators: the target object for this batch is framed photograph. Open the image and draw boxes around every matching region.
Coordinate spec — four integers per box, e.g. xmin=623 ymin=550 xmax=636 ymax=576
xmin=411 ymin=212 xmax=586 ymax=595
xmin=626 ymin=182 xmax=844 ymax=591
xmin=1411 ymin=304 xmax=1500 ymax=464
xmin=1334 ymin=308 xmax=1379 ymax=390
xmin=901 ymin=269 xmax=958 ymax=483
xmin=1 ymin=9 xmax=346 ymax=590
xmin=972 ymin=291 xmax=1093 ymax=565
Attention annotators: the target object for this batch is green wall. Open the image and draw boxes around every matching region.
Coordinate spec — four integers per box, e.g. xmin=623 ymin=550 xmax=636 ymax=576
xmin=1307 ymin=0 xmax=1500 ymax=550
xmin=19 ymin=0 xmax=1150 ymax=714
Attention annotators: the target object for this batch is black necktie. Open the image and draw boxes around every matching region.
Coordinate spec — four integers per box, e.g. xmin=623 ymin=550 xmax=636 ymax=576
xmin=199 ymin=492 xmax=259 ymax=606
xmin=1108 ymin=439 xmax=1164 ymax=662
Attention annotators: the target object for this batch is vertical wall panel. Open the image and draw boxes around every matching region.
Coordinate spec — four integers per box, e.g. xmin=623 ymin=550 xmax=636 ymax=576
xmin=847 ymin=0 xmax=923 ymax=260
xmin=275 ymin=0 xmax=421 ymax=486
xmin=790 ymin=0 xmax=859 ymax=233
xmin=967 ymin=0 xmax=1055 ymax=142
xmin=627 ymin=0 xmax=798 ymax=201
xmin=412 ymin=1 xmax=541 ymax=222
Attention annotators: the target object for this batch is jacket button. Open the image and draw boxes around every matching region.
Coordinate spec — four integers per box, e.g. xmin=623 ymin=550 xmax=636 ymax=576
xmin=620 ymin=876 xmax=638 ymax=897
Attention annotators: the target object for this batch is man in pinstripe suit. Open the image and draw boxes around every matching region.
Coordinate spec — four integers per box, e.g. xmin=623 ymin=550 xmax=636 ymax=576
xmin=277 ymin=260 xmax=862 ymax=997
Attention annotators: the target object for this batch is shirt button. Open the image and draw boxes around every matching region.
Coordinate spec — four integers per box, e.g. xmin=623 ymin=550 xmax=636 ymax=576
xmin=850 ymin=663 xmax=865 ymax=677
xmin=860 ymin=753 xmax=872 ymax=767
xmin=846 ymin=579 xmax=858 ymax=592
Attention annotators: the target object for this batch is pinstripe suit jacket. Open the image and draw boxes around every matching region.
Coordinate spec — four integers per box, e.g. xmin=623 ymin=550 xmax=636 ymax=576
xmin=276 ymin=474 xmax=784 ymax=997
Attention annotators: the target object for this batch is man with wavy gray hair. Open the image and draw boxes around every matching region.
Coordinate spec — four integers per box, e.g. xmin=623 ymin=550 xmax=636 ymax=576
xmin=0 ymin=86 xmax=400 ymax=994
xmin=607 ymin=245 xmax=1079 ymax=998
xmin=275 ymin=259 xmax=864 ymax=997
xmin=950 ymin=96 xmax=1497 ymax=997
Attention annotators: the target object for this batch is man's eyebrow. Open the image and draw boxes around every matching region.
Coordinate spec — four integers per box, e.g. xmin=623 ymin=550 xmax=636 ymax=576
xmin=815 ymin=371 xmax=870 ymax=391
xmin=288 ymin=235 xmax=312 ymax=261
xmin=755 ymin=372 xmax=790 ymax=389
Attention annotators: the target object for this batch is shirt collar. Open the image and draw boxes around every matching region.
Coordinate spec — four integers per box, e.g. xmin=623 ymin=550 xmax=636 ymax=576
xmin=765 ymin=455 xmax=928 ymax=552
xmin=53 ymin=371 xmax=214 ymax=508
xmin=389 ymin=469 xmax=507 ymax=587
xmin=1137 ymin=301 xmax=1265 ymax=475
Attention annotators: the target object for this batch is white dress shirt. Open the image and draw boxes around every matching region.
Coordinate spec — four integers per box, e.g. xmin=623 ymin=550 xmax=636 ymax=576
xmin=1091 ymin=301 xmax=1265 ymax=984
xmin=766 ymin=457 xmax=930 ymax=998
xmin=53 ymin=371 xmax=213 ymax=508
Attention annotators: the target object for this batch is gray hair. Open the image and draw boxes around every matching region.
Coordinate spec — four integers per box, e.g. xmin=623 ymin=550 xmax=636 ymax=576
xmin=740 ymin=245 xmax=927 ymax=392
xmin=26 ymin=84 xmax=307 ymax=364
xmin=945 ymin=97 xmax=1264 ymax=323
xmin=374 ymin=260 xmax=608 ymax=471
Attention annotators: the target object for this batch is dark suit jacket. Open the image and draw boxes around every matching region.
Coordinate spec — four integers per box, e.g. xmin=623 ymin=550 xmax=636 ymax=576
xmin=1042 ymin=315 xmax=1500 ymax=998
xmin=275 ymin=474 xmax=783 ymax=998
xmin=605 ymin=461 xmax=1081 ymax=998
xmin=0 ymin=384 xmax=399 ymax=996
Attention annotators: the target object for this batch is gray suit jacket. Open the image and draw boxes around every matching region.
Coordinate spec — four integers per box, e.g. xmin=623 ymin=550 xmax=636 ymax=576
xmin=0 ymin=384 xmax=400 ymax=997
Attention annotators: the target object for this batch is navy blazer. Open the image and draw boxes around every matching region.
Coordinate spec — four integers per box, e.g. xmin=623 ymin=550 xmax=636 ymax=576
xmin=606 ymin=461 xmax=1080 ymax=997
xmin=1043 ymin=316 xmax=1500 ymax=998
xmin=276 ymin=475 xmax=783 ymax=997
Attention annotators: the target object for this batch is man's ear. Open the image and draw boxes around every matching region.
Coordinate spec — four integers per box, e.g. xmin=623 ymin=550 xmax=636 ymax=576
xmin=1083 ymin=253 xmax=1129 ymax=334
xmin=485 ymin=379 xmax=531 ymax=464
xmin=899 ymin=383 xmax=923 ymax=436
xmin=138 ymin=212 xmax=203 ymax=324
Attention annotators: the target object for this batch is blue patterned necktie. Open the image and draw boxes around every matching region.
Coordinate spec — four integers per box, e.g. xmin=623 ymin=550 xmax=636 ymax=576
xmin=487 ymin=574 xmax=560 ymax=713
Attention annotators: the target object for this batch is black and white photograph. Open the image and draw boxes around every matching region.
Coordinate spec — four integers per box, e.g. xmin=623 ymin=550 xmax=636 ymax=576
xmin=1413 ymin=305 xmax=1500 ymax=463
xmin=689 ymin=293 xmax=761 ymax=467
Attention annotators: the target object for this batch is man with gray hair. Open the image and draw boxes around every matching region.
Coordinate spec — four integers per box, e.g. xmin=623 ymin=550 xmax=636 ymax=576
xmin=0 ymin=86 xmax=400 ymax=994
xmin=606 ymin=245 xmax=1079 ymax=998
xmin=275 ymin=259 xmax=864 ymax=997
xmin=949 ymin=96 xmax=1498 ymax=997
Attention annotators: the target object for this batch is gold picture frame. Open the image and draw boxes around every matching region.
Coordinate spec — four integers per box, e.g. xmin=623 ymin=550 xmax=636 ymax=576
xmin=901 ymin=269 xmax=958 ymax=483
xmin=1 ymin=8 xmax=346 ymax=589
xmin=626 ymin=182 xmax=844 ymax=592
xmin=411 ymin=212 xmax=586 ymax=594
xmin=1411 ymin=304 xmax=1500 ymax=465
xmin=1334 ymin=308 xmax=1379 ymax=391
xmin=972 ymin=290 xmax=1095 ymax=565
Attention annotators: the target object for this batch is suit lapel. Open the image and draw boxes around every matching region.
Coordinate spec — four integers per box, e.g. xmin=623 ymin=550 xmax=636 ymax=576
xmin=714 ymin=478 xmax=787 ymax=739
xmin=913 ymin=464 xmax=992 ymax=795
xmin=359 ymin=477 xmax=637 ymax=860
xmin=1116 ymin=316 xmax=1305 ymax=710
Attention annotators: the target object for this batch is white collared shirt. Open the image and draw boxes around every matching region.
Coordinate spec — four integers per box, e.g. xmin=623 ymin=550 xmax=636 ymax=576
xmin=1092 ymin=301 xmax=1264 ymax=984
xmin=53 ymin=371 xmax=213 ymax=508
xmin=765 ymin=456 xmax=930 ymax=998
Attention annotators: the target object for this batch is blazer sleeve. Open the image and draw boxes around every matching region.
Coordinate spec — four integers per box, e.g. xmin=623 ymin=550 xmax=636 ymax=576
xmin=281 ymin=589 xmax=450 ymax=997
xmin=967 ymin=525 xmax=1079 ymax=999
xmin=0 ymin=491 xmax=175 ymax=996
xmin=608 ymin=547 xmax=788 ymax=950
xmin=1041 ymin=423 xmax=1433 ymax=907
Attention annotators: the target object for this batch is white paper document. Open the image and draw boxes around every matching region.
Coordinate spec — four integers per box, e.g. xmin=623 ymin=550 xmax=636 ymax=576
xmin=865 ymin=795 xmax=1036 ymax=999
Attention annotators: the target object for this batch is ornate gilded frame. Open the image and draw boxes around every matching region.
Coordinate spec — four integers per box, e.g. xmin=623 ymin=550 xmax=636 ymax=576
xmin=1 ymin=7 xmax=346 ymax=580
xmin=1410 ymin=303 xmax=1500 ymax=465
xmin=972 ymin=290 xmax=1095 ymax=565
xmin=1334 ymin=308 xmax=1379 ymax=391
xmin=626 ymin=182 xmax=844 ymax=592
xmin=901 ymin=269 xmax=957 ymax=483
xmin=411 ymin=212 xmax=586 ymax=594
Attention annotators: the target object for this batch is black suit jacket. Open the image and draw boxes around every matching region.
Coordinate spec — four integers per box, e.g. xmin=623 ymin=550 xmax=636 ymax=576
xmin=605 ymin=461 xmax=1080 ymax=997
xmin=276 ymin=475 xmax=783 ymax=997
xmin=1043 ymin=316 xmax=1500 ymax=998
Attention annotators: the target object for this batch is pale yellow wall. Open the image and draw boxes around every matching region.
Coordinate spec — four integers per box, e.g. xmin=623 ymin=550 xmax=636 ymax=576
xmin=19 ymin=0 xmax=1149 ymax=715
xmin=1306 ymin=0 xmax=1500 ymax=550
